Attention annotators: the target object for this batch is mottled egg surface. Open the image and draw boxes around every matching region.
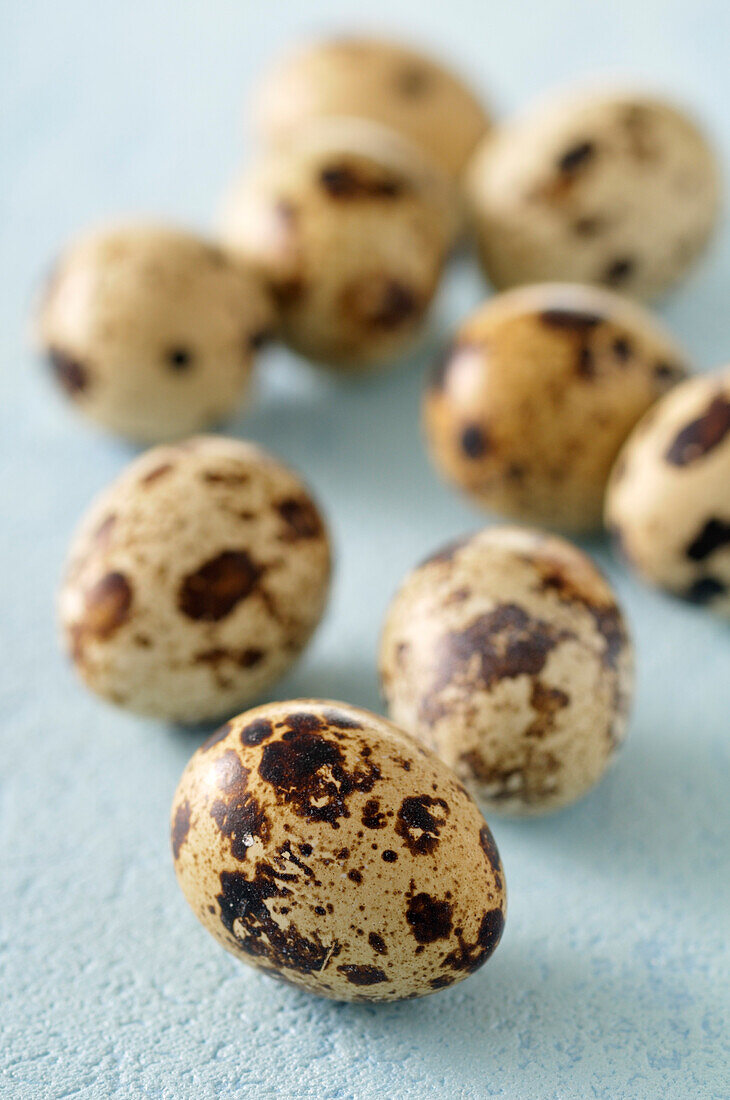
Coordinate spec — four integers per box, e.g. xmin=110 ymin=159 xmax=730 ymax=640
xmin=606 ymin=367 xmax=730 ymax=614
xmin=379 ymin=527 xmax=634 ymax=815
xmin=251 ymin=36 xmax=491 ymax=180
xmin=171 ymin=699 xmax=506 ymax=1001
xmin=423 ymin=283 xmax=688 ymax=531
xmin=220 ymin=118 xmax=454 ymax=370
xmin=38 ymin=223 xmax=273 ymax=442
xmin=58 ymin=436 xmax=331 ymax=721
xmin=467 ymin=90 xmax=720 ymax=301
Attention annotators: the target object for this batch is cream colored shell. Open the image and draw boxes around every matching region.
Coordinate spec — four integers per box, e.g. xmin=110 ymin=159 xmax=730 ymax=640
xmin=379 ymin=527 xmax=634 ymax=816
xmin=423 ymin=283 xmax=689 ymax=531
xmin=466 ymin=89 xmax=721 ymax=301
xmin=251 ymin=36 xmax=491 ymax=180
xmin=171 ymin=699 xmax=506 ymax=1001
xmin=38 ymin=223 xmax=274 ymax=442
xmin=606 ymin=367 xmax=730 ymax=614
xmin=58 ymin=436 xmax=331 ymax=721
xmin=219 ymin=118 xmax=454 ymax=370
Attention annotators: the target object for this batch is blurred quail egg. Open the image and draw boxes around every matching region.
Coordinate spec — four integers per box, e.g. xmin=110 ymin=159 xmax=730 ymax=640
xmin=58 ymin=436 xmax=331 ymax=721
xmin=423 ymin=283 xmax=689 ymax=531
xmin=380 ymin=526 xmax=634 ymax=815
xmin=219 ymin=118 xmax=455 ymax=370
xmin=171 ymin=699 xmax=506 ymax=1000
xmin=606 ymin=367 xmax=730 ymax=613
xmin=37 ymin=223 xmax=273 ymax=442
xmin=466 ymin=88 xmax=721 ymax=301
xmin=251 ymin=35 xmax=491 ymax=180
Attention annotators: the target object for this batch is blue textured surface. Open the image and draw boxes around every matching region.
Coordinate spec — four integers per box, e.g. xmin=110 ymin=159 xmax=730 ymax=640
xmin=2 ymin=2 xmax=729 ymax=1097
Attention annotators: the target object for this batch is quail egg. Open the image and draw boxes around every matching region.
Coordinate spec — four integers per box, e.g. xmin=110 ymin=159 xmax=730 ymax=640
xmin=466 ymin=88 xmax=721 ymax=301
xmin=219 ymin=118 xmax=455 ymax=370
xmin=58 ymin=436 xmax=331 ymax=721
xmin=171 ymin=699 xmax=506 ymax=1000
xmin=251 ymin=35 xmax=491 ymax=180
xmin=379 ymin=526 xmax=634 ymax=815
xmin=423 ymin=283 xmax=689 ymax=531
xmin=606 ymin=367 xmax=730 ymax=613
xmin=38 ymin=223 xmax=273 ymax=442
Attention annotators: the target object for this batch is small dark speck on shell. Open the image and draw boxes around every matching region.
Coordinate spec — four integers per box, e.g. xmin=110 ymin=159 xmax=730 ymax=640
xmin=603 ymin=257 xmax=635 ymax=286
xmin=167 ymin=347 xmax=194 ymax=372
xmin=48 ymin=348 xmax=89 ymax=396
xmin=557 ymin=140 xmax=596 ymax=174
xmin=276 ymin=498 xmax=323 ymax=541
xmin=461 ymin=424 xmax=489 ymax=459
xmin=686 ymin=518 xmax=730 ymax=561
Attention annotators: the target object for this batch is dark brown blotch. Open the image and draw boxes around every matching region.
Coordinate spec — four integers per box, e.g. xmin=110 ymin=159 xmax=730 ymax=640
xmin=178 ymin=550 xmax=262 ymax=621
xmin=665 ymin=393 xmax=730 ymax=466
xmin=686 ymin=518 xmax=730 ymax=561
xmin=217 ymin=868 xmax=329 ymax=974
xmin=395 ymin=795 xmax=449 ymax=856
xmin=277 ymin=497 xmax=323 ymax=541
xmin=171 ymin=799 xmax=192 ymax=860
xmin=166 ymin=347 xmax=194 ymax=372
xmin=319 ymin=162 xmax=404 ymax=200
xmin=479 ymin=825 xmax=503 ymax=891
xmin=342 ymin=276 xmax=419 ymax=331
xmin=405 ymin=892 xmax=453 ymax=944
xmin=368 ymin=932 xmax=388 ymax=956
xmin=557 ymin=140 xmax=596 ymax=174
xmin=460 ymin=424 xmax=489 ymax=459
xmin=540 ymin=309 xmax=603 ymax=331
xmin=48 ymin=348 xmax=89 ymax=397
xmin=258 ymin=724 xmax=380 ymax=828
xmin=362 ymin=798 xmax=387 ymax=830
xmin=79 ymin=571 xmax=133 ymax=643
xmin=684 ymin=576 xmax=727 ymax=604
xmin=603 ymin=257 xmax=635 ymax=286
xmin=241 ymin=718 xmax=274 ymax=746
xmin=336 ymin=964 xmax=388 ymax=986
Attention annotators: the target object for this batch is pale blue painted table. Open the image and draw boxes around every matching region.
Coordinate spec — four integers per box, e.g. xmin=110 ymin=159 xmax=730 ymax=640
xmin=2 ymin=2 xmax=729 ymax=1097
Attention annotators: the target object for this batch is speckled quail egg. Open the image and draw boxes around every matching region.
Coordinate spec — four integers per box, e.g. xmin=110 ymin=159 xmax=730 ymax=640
xmin=606 ymin=367 xmax=730 ymax=613
xmin=171 ymin=698 xmax=506 ymax=1001
xmin=251 ymin=36 xmax=491 ymax=180
xmin=37 ymin=223 xmax=274 ymax=442
xmin=58 ymin=436 xmax=331 ymax=721
xmin=379 ymin=527 xmax=634 ymax=816
xmin=219 ymin=118 xmax=455 ymax=370
xmin=466 ymin=88 xmax=721 ymax=301
xmin=423 ymin=283 xmax=689 ymax=531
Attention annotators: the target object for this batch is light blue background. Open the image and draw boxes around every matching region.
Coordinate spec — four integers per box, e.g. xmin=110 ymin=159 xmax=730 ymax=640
xmin=2 ymin=2 xmax=729 ymax=1098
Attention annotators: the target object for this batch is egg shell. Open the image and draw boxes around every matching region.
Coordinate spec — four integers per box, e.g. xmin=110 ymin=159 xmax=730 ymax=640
xmin=219 ymin=117 xmax=455 ymax=370
xmin=466 ymin=88 xmax=721 ymax=301
xmin=251 ymin=36 xmax=491 ymax=180
xmin=171 ymin=699 xmax=506 ymax=1001
xmin=58 ymin=436 xmax=331 ymax=721
xmin=423 ymin=283 xmax=689 ymax=531
xmin=37 ymin=223 xmax=274 ymax=442
xmin=379 ymin=527 xmax=634 ymax=815
xmin=606 ymin=367 xmax=730 ymax=613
